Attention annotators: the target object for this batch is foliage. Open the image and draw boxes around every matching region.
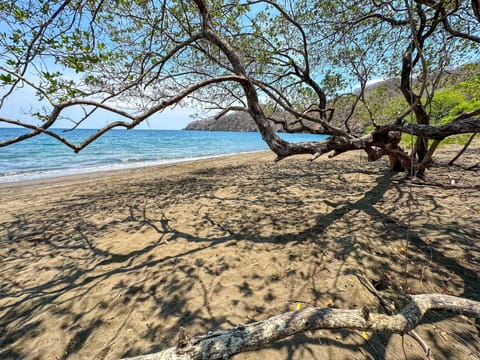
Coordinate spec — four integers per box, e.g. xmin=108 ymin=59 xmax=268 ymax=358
xmin=430 ymin=73 xmax=480 ymax=124
xmin=1 ymin=1 xmax=480 ymax=358
xmin=0 ymin=0 xmax=480 ymax=170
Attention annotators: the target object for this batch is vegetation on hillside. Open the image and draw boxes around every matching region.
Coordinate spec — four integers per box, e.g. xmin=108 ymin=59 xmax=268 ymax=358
xmin=186 ymin=63 xmax=480 ymax=142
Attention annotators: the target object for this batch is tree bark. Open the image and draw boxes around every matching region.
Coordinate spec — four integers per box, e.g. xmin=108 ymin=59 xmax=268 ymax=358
xmin=120 ymin=294 xmax=480 ymax=360
xmin=473 ymin=0 xmax=480 ymax=22
xmin=416 ymin=139 xmax=441 ymax=176
xmin=400 ymin=43 xmax=430 ymax=163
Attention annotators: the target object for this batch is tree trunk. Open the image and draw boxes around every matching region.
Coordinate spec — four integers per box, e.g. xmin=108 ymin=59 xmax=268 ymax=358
xmin=472 ymin=0 xmax=480 ymax=21
xmin=416 ymin=139 xmax=441 ymax=176
xmin=388 ymin=153 xmax=408 ymax=172
xmin=415 ymin=135 xmax=429 ymax=163
xmin=121 ymin=294 xmax=480 ymax=360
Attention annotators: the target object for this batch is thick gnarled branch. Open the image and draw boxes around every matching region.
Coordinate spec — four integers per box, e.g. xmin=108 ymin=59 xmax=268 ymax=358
xmin=384 ymin=117 xmax=480 ymax=140
xmin=121 ymin=294 xmax=480 ymax=360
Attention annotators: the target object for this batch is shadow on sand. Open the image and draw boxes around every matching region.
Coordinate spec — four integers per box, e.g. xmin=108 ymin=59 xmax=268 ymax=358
xmin=1 ymin=153 xmax=479 ymax=359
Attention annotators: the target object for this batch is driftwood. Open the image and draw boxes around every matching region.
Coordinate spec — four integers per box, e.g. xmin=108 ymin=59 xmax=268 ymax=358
xmin=121 ymin=294 xmax=480 ymax=360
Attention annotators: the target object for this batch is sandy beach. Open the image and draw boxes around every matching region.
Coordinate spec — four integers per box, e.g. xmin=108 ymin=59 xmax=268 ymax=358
xmin=0 ymin=147 xmax=479 ymax=359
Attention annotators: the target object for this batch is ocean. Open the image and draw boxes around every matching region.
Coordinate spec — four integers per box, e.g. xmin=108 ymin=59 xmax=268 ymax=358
xmin=0 ymin=128 xmax=327 ymax=183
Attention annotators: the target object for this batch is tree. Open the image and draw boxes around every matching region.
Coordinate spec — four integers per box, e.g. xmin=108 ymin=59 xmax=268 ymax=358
xmin=1 ymin=0 xmax=479 ymax=174
xmin=1 ymin=0 xmax=480 ymax=358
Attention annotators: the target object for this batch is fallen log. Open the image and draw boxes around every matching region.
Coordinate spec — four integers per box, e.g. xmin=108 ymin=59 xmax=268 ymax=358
xmin=121 ymin=294 xmax=480 ymax=360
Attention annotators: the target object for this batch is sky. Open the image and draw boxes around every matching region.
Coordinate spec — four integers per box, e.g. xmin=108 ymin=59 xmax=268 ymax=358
xmin=0 ymin=31 xmax=195 ymax=130
xmin=0 ymin=2 xmax=386 ymax=132
xmin=0 ymin=85 xmax=196 ymax=130
xmin=1 ymin=78 xmax=387 ymax=130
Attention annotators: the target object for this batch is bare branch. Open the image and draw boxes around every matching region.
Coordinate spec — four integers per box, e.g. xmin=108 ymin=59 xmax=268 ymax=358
xmin=0 ymin=75 xmax=249 ymax=149
xmin=212 ymin=106 xmax=248 ymax=120
xmin=121 ymin=294 xmax=480 ymax=360
xmin=448 ymin=132 xmax=477 ymax=165
xmin=386 ymin=117 xmax=480 ymax=139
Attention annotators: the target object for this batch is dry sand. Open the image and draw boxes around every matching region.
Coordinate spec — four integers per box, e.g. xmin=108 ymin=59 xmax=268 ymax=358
xmin=0 ymin=147 xmax=479 ymax=360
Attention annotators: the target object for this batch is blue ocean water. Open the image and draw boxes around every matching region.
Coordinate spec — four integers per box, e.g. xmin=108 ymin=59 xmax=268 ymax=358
xmin=0 ymin=128 xmax=327 ymax=183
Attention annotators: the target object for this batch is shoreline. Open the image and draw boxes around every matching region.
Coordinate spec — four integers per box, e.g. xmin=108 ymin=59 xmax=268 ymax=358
xmin=2 ymin=141 xmax=477 ymax=190
xmin=0 ymin=128 xmax=328 ymax=186
xmin=0 ymin=150 xmax=276 ymax=191
xmin=0 ymin=150 xmax=271 ymax=188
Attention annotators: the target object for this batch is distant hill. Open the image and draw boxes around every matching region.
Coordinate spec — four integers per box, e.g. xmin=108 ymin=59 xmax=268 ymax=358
xmin=185 ymin=112 xmax=284 ymax=132
xmin=184 ymin=62 xmax=480 ymax=134
xmin=183 ymin=81 xmax=400 ymax=134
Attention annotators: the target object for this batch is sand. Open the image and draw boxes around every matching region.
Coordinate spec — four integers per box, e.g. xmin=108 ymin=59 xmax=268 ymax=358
xmin=0 ymin=147 xmax=479 ymax=360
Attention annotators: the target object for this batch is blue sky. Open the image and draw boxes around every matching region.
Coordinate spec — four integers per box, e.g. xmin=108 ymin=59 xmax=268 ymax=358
xmin=0 ymin=85 xmax=196 ymax=130
xmin=1 ymin=78 xmax=388 ymax=130
xmin=0 ymin=23 xmax=195 ymax=130
xmin=0 ymin=2 xmax=382 ymax=131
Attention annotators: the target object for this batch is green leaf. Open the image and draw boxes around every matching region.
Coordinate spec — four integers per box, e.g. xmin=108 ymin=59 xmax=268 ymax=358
xmin=0 ymin=73 xmax=14 ymax=84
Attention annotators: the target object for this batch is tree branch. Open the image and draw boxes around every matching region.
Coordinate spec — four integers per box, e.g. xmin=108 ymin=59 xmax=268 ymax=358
xmin=448 ymin=132 xmax=477 ymax=165
xmin=384 ymin=117 xmax=480 ymax=140
xmin=0 ymin=75 xmax=248 ymax=150
xmin=120 ymin=294 xmax=480 ymax=360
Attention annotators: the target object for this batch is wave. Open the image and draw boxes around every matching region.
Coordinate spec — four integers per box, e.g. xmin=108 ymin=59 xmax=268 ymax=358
xmin=0 ymin=129 xmax=327 ymax=184
xmin=0 ymin=151 xmax=264 ymax=183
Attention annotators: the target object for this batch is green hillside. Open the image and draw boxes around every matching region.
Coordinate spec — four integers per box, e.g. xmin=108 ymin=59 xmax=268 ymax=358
xmin=185 ymin=63 xmax=480 ymax=140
